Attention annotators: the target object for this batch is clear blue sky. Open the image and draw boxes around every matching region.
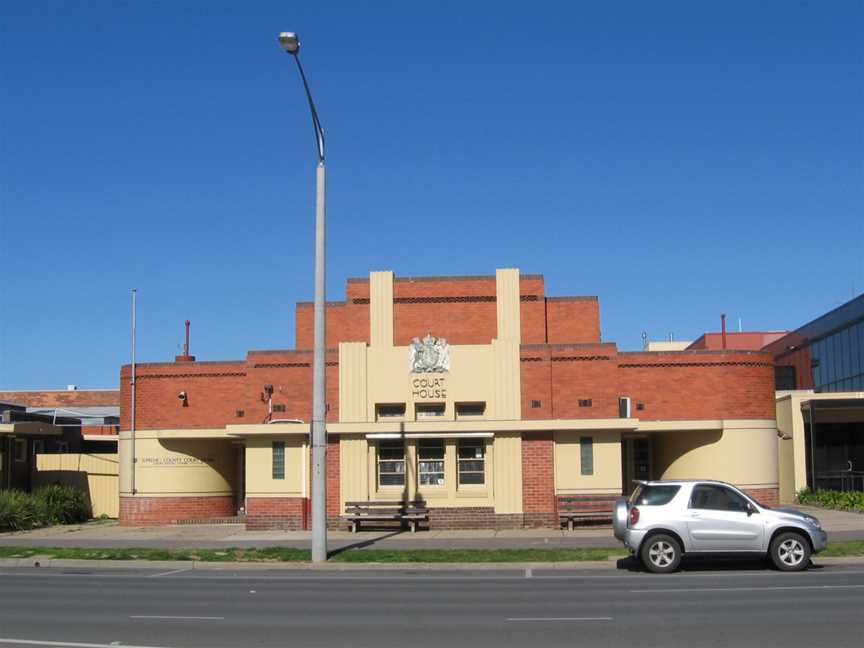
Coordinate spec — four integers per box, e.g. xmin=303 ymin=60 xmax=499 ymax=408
xmin=1 ymin=1 xmax=861 ymax=390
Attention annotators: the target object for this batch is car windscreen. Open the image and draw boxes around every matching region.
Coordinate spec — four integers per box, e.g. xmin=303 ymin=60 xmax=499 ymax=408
xmin=630 ymin=484 xmax=681 ymax=506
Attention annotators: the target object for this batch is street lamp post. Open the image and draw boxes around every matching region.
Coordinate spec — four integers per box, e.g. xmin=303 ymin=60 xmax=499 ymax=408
xmin=279 ymin=31 xmax=327 ymax=563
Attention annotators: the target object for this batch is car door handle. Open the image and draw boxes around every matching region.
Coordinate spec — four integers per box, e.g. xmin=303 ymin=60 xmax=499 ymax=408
xmin=689 ymin=512 xmax=701 ymax=518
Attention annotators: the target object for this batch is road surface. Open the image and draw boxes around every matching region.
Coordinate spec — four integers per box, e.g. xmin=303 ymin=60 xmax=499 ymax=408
xmin=1 ymin=561 xmax=863 ymax=647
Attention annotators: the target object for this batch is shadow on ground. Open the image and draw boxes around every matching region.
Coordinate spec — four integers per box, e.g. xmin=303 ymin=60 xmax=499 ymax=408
xmin=615 ymin=555 xmax=821 ymax=573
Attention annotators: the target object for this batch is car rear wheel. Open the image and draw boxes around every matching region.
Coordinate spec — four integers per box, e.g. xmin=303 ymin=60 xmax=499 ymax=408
xmin=640 ymin=534 xmax=682 ymax=573
xmin=770 ymin=532 xmax=811 ymax=571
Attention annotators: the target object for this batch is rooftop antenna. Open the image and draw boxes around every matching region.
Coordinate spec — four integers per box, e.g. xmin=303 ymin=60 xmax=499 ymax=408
xmin=641 ymin=330 xmax=648 ymax=350
xmin=738 ymin=317 xmax=742 ymax=333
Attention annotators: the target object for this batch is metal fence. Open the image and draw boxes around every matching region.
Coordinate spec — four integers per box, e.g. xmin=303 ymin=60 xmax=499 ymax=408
xmin=34 ymin=453 xmax=119 ymax=518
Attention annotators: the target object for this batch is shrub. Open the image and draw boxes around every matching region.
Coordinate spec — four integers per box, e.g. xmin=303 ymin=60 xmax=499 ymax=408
xmin=0 ymin=486 xmax=91 ymax=532
xmin=33 ymin=485 xmax=91 ymax=525
xmin=0 ymin=490 xmax=40 ymax=531
xmin=797 ymin=488 xmax=864 ymax=512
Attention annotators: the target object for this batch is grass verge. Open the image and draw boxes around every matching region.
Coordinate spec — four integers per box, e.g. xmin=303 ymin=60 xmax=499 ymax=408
xmin=0 ymin=542 xmax=861 ymax=563
xmin=0 ymin=546 xmax=625 ymax=563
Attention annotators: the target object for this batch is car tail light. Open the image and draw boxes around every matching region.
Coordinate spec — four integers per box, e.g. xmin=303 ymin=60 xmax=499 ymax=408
xmin=629 ymin=506 xmax=640 ymax=526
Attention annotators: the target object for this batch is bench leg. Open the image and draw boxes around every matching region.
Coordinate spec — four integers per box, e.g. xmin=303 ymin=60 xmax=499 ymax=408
xmin=410 ymin=520 xmax=417 ymax=533
xmin=567 ymin=518 xmax=574 ymax=532
xmin=351 ymin=521 xmax=357 ymax=533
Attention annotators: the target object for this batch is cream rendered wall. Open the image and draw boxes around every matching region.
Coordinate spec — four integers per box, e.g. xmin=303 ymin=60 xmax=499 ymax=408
xmin=554 ymin=430 xmax=623 ymax=494
xmin=493 ymin=431 xmax=523 ymax=513
xmin=339 ymin=342 xmax=367 ymax=422
xmin=339 ymin=434 xmax=369 ymax=507
xmin=653 ymin=424 xmax=778 ymax=489
xmin=118 ymin=433 xmax=235 ymax=497
xmin=370 ymin=270 xmax=394 ymax=348
xmin=245 ymin=436 xmax=306 ymax=497
xmin=776 ymin=397 xmax=796 ymax=503
xmin=336 ymin=268 xmax=524 ymax=513
xmin=365 ymin=345 xmax=495 ymax=420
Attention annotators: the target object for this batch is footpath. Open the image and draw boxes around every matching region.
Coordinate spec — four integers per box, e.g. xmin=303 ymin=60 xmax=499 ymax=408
xmin=1 ymin=505 xmax=862 ymax=571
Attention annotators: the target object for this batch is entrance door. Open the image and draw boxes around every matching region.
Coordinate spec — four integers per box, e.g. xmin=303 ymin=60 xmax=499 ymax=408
xmin=622 ymin=437 xmax=652 ymax=495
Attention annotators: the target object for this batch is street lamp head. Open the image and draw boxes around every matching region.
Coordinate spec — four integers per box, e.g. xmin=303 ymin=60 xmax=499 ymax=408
xmin=278 ymin=32 xmax=300 ymax=55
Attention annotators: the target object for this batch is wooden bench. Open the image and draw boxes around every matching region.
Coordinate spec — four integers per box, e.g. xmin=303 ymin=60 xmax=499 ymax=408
xmin=558 ymin=494 xmax=620 ymax=531
xmin=342 ymin=500 xmax=429 ymax=533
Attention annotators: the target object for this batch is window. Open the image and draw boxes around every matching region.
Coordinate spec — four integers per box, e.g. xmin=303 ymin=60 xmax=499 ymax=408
xmin=415 ymin=403 xmax=445 ymax=419
xmin=272 ymin=404 xmax=286 ymax=413
xmin=378 ymin=440 xmax=405 ymax=487
xmin=580 ymin=436 xmax=594 ymax=475
xmin=457 ymin=439 xmax=485 ymax=485
xmin=272 ymin=441 xmax=285 ymax=480
xmin=456 ymin=402 xmax=486 ymax=418
xmin=235 ymin=410 xmax=245 ymax=418
xmin=531 ymin=400 xmax=541 ymax=408
xmin=14 ymin=439 xmax=26 ymax=462
xmin=418 ymin=440 xmax=445 ymax=486
xmin=775 ymin=366 xmax=797 ymax=391
xmin=689 ymin=484 xmax=749 ymax=512
xmin=376 ymin=403 xmax=406 ymax=420
xmin=630 ymin=484 xmax=680 ymax=506
xmin=578 ymin=399 xmax=592 ymax=408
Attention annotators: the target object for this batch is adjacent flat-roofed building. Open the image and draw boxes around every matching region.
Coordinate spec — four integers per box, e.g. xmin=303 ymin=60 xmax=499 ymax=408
xmin=118 ymin=269 xmax=779 ymax=528
xmin=765 ymin=293 xmax=864 ymax=393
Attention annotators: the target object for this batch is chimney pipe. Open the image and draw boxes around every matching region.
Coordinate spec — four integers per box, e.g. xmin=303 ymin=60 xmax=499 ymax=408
xmin=721 ymin=313 xmax=727 ymax=350
xmin=175 ymin=319 xmax=196 ymax=362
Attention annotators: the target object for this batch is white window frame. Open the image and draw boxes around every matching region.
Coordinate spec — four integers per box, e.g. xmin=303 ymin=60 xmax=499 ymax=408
xmin=457 ymin=439 xmax=486 ymax=486
xmin=417 ymin=439 xmax=445 ymax=487
xmin=377 ymin=440 xmax=406 ymax=488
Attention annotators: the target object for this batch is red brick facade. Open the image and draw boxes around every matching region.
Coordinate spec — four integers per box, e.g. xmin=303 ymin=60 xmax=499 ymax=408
xmin=119 ymin=496 xmax=234 ymax=525
xmin=522 ymin=433 xmax=558 ymax=528
xmin=0 ymin=389 xmax=120 ymax=408
xmin=743 ymin=487 xmax=780 ymax=508
xmin=119 ymin=271 xmax=778 ymax=528
xmin=246 ymin=497 xmax=305 ymax=530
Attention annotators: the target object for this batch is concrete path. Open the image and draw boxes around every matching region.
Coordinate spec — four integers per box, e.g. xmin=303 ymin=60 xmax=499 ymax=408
xmin=1 ymin=504 xmax=861 ymax=550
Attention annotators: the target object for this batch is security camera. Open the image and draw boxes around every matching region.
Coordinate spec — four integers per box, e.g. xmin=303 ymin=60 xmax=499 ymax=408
xmin=178 ymin=391 xmax=187 ymax=400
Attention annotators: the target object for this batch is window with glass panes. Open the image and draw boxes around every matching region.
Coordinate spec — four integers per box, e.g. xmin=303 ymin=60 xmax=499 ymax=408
xmin=418 ymin=440 xmax=445 ymax=486
xmin=457 ymin=439 xmax=485 ymax=485
xmin=272 ymin=441 xmax=285 ymax=480
xmin=377 ymin=440 xmax=406 ymax=487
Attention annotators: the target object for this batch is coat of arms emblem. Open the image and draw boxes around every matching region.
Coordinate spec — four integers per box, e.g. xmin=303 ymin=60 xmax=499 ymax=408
xmin=409 ymin=333 xmax=450 ymax=373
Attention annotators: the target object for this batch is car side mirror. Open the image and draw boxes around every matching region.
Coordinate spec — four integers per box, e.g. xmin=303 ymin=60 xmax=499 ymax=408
xmin=746 ymin=503 xmax=756 ymax=516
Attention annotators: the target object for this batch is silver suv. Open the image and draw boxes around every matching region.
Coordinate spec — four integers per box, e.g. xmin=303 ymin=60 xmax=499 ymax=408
xmin=613 ymin=480 xmax=828 ymax=573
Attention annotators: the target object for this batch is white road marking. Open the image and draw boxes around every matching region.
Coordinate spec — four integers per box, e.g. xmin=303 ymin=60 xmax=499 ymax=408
xmin=631 ymin=584 xmax=864 ymax=594
xmin=147 ymin=568 xmax=191 ymax=578
xmin=507 ymin=617 xmax=612 ymax=622
xmin=129 ymin=615 xmax=224 ymax=620
xmin=0 ymin=638 xmax=176 ymax=648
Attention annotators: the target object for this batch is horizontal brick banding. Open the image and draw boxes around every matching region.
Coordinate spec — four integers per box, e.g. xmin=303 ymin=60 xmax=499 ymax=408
xmin=119 ymin=496 xmax=234 ymax=525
